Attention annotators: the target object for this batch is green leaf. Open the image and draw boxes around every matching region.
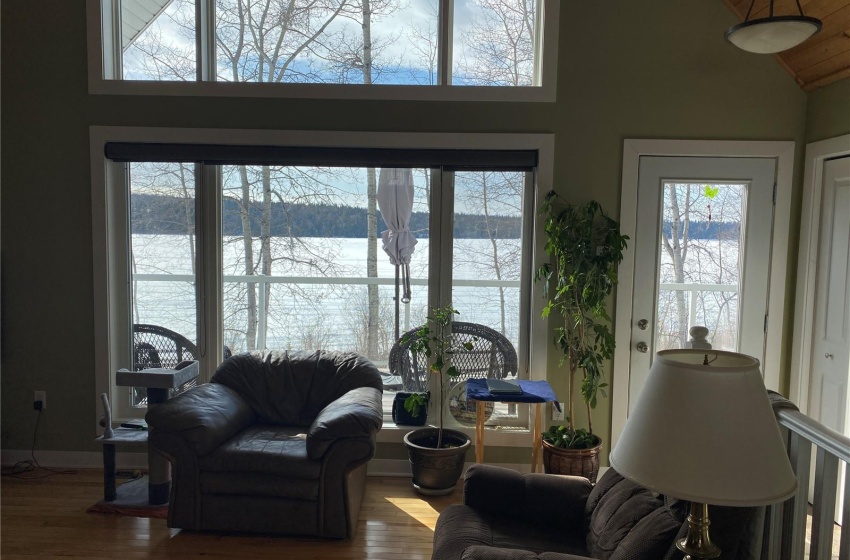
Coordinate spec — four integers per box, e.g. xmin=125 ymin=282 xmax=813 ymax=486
xmin=704 ymin=185 xmax=719 ymax=199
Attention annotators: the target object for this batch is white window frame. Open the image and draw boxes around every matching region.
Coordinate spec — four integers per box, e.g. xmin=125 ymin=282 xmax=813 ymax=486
xmin=85 ymin=0 xmax=559 ymax=102
xmin=91 ymin=126 xmax=554 ymax=447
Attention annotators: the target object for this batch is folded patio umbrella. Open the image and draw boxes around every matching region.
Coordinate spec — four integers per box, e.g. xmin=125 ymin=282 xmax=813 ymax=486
xmin=377 ymin=168 xmax=418 ymax=339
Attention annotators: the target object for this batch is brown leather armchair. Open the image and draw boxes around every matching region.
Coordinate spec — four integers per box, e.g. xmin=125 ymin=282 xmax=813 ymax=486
xmin=145 ymin=350 xmax=383 ymax=538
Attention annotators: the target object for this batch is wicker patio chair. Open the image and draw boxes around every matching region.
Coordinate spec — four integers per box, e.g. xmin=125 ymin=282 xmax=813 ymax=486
xmin=388 ymin=321 xmax=518 ymax=392
xmin=132 ymin=324 xmax=200 ymax=405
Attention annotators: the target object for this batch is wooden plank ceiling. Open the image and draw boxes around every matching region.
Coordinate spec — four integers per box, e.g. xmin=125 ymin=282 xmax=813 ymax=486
xmin=725 ymin=0 xmax=850 ymax=90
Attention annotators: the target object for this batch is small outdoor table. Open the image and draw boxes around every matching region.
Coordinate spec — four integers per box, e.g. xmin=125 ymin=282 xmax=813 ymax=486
xmin=97 ymin=360 xmax=199 ymax=506
xmin=466 ymin=379 xmax=560 ymax=473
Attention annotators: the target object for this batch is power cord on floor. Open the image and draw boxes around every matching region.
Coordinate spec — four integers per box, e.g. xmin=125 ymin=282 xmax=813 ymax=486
xmin=1 ymin=408 xmax=78 ymax=479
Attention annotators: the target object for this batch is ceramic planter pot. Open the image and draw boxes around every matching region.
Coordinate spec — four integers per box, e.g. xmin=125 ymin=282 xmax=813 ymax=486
xmin=541 ymin=437 xmax=603 ymax=483
xmin=404 ymin=428 xmax=471 ymax=495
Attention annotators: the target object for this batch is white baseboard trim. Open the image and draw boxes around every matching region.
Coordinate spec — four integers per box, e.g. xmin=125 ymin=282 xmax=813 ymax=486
xmin=2 ymin=450 xmax=148 ymax=470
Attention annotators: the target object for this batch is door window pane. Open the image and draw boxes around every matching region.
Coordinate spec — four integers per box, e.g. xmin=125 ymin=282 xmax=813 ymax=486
xmin=656 ymin=182 xmax=746 ymax=351
xmin=129 ymin=162 xmax=198 ymax=405
xmin=452 ymin=0 xmax=537 ymax=86
xmin=122 ymin=0 xmax=196 ymax=81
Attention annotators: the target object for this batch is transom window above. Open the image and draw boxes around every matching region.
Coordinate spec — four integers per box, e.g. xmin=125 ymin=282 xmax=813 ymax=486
xmin=91 ymin=0 xmax=559 ymax=100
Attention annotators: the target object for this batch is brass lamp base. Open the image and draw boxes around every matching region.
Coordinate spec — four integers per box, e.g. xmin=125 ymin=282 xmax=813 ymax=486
xmin=676 ymin=502 xmax=720 ymax=560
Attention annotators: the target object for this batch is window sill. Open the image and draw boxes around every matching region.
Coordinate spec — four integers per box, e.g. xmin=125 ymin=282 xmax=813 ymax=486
xmin=377 ymin=421 xmax=534 ymax=447
xmin=87 ymin=79 xmax=556 ymax=103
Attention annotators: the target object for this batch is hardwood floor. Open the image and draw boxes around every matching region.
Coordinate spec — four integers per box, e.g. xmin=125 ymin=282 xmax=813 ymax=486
xmin=1 ymin=469 xmax=461 ymax=559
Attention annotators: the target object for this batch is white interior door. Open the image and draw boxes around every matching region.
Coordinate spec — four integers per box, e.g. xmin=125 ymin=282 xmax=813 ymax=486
xmin=809 ymin=156 xmax=850 ymax=437
xmin=628 ymin=156 xmax=776 ymax=412
xmin=806 ymin=156 xmax=850 ymax=523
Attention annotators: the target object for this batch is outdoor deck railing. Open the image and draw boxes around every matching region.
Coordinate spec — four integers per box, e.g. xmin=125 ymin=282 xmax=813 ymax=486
xmin=764 ymin=406 xmax=850 ymax=559
xmin=132 ymin=273 xmax=521 ymax=350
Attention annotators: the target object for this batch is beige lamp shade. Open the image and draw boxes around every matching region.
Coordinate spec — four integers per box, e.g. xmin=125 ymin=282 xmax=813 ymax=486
xmin=610 ymin=349 xmax=796 ymax=507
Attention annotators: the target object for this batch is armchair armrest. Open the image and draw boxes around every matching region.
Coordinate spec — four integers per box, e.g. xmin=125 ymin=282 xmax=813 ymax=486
xmin=307 ymin=386 xmax=383 ymax=459
xmin=463 ymin=464 xmax=592 ymax=529
xmin=145 ymin=383 xmax=256 ymax=457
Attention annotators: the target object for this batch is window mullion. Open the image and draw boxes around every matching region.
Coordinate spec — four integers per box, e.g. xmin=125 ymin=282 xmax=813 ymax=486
xmin=109 ymin=161 xmax=134 ymax=418
xmin=197 ymin=164 xmax=223 ymax=382
xmin=197 ymin=0 xmax=216 ymax=81
xmin=532 ymin=0 xmax=543 ymax=86
xmin=437 ymin=0 xmax=453 ymax=86
xmin=518 ymin=170 xmax=535 ymax=378
xmin=102 ymin=0 xmax=123 ymax=79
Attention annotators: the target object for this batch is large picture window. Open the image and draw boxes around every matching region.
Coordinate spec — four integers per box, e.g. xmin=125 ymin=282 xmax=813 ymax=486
xmin=90 ymin=0 xmax=559 ymax=100
xmin=102 ymin=138 xmax=543 ymax=430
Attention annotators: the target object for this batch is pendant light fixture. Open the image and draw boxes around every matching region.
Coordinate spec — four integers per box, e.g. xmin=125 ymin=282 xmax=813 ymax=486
xmin=725 ymin=0 xmax=822 ymax=54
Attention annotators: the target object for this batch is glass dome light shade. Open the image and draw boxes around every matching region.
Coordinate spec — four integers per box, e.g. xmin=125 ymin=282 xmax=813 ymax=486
xmin=725 ymin=16 xmax=822 ymax=54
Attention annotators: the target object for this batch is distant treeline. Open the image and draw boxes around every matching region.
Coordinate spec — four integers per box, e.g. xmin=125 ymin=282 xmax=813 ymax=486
xmin=130 ymin=193 xmax=521 ymax=239
xmin=131 ymin=194 xmax=738 ymax=240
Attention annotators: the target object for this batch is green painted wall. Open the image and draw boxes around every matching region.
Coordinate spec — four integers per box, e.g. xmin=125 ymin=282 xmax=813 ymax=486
xmin=805 ymin=80 xmax=850 ymax=143
xmin=1 ymin=1 xmax=810 ymax=466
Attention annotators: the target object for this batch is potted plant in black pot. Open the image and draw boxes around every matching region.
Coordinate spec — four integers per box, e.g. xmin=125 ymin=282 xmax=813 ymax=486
xmin=534 ymin=192 xmax=628 ymax=482
xmin=402 ymin=305 xmax=472 ymax=495
xmin=392 ymin=391 xmax=429 ymax=426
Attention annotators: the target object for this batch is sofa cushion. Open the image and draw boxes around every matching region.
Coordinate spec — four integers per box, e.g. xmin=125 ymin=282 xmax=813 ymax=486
xmin=434 ymin=504 xmax=588 ymax=560
xmin=211 ymin=350 xmax=384 ymax=426
xmin=198 ymin=425 xmax=321 ymax=479
xmin=584 ymin=470 xmax=686 ymax=560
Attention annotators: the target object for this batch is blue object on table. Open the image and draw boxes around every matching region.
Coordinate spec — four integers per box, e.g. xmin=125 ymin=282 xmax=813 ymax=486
xmin=466 ymin=379 xmax=561 ymax=411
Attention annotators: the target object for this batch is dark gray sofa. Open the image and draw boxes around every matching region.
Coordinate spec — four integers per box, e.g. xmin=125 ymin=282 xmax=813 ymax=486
xmin=432 ymin=464 xmax=761 ymax=560
xmin=145 ymin=349 xmax=383 ymax=538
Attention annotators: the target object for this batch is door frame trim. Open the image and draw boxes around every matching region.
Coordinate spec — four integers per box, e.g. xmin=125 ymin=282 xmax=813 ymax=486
xmin=611 ymin=139 xmax=795 ymax=449
xmin=789 ymin=134 xmax=850 ymax=415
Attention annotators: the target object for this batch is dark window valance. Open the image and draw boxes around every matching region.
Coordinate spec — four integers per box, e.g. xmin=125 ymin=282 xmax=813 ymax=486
xmin=104 ymin=143 xmax=538 ymax=172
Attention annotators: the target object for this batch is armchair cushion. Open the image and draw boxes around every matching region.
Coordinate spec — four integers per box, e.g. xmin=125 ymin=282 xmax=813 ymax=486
xmin=307 ymin=386 xmax=383 ymax=459
xmin=198 ymin=425 xmax=320 ymax=479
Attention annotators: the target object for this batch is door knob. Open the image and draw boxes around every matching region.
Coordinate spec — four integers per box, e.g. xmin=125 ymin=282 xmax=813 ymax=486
xmin=637 ymin=319 xmax=649 ymax=330
xmin=636 ymin=341 xmax=648 ymax=353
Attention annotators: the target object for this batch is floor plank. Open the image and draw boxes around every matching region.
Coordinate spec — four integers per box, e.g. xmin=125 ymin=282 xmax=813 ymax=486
xmin=1 ymin=469 xmax=460 ymax=559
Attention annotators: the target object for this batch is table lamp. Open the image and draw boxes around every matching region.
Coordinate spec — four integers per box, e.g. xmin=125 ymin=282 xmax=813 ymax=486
xmin=610 ymin=349 xmax=796 ymax=559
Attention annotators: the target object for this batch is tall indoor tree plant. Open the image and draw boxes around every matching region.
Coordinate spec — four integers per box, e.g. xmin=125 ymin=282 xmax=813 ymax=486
xmin=402 ymin=306 xmax=472 ymax=495
xmin=534 ymin=191 xmax=628 ymax=481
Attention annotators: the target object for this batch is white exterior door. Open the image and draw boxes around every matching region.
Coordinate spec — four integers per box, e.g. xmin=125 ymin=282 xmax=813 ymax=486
xmin=627 ymin=156 xmax=776 ymax=413
xmin=806 ymin=156 xmax=850 ymax=523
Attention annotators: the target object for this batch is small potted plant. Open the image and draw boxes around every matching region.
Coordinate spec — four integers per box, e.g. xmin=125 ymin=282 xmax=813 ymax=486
xmin=534 ymin=192 xmax=628 ymax=482
xmin=391 ymin=391 xmax=429 ymax=426
xmin=402 ymin=306 xmax=472 ymax=495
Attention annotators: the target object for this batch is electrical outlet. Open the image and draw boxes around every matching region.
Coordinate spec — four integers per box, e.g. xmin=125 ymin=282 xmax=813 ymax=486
xmin=552 ymin=401 xmax=563 ymax=421
xmin=34 ymin=391 xmax=46 ymax=410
